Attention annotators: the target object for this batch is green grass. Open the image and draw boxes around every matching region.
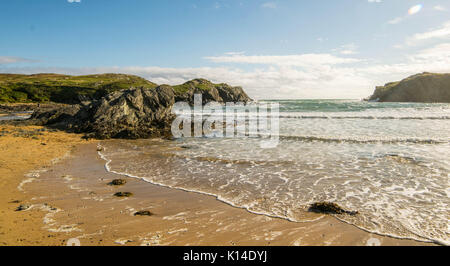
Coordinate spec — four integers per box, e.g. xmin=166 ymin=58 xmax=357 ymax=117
xmin=0 ymin=73 xmax=158 ymax=104
xmin=172 ymin=78 xmax=221 ymax=94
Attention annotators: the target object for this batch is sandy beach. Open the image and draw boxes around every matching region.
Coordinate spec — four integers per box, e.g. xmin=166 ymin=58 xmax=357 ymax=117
xmin=0 ymin=124 xmax=435 ymax=246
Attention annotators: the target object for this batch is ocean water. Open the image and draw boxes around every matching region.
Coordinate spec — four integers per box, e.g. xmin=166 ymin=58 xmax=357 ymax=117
xmin=100 ymin=100 xmax=450 ymax=245
xmin=0 ymin=112 xmax=32 ymax=121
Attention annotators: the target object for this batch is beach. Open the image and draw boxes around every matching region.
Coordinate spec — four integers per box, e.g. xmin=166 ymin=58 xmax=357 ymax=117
xmin=0 ymin=124 xmax=434 ymax=246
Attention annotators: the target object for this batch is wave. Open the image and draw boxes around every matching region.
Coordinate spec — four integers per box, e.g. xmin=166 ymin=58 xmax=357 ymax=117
xmin=278 ymin=115 xmax=450 ymax=120
xmin=272 ymin=134 xmax=449 ymax=144
xmin=183 ymin=113 xmax=450 ymax=120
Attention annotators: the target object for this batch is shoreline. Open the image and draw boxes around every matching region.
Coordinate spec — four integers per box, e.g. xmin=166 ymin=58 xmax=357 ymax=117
xmin=98 ymin=142 xmax=440 ymax=246
xmin=0 ymin=125 xmax=435 ymax=246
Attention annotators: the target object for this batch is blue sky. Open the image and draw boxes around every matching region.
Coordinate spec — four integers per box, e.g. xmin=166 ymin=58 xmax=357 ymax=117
xmin=1 ymin=0 xmax=449 ymax=99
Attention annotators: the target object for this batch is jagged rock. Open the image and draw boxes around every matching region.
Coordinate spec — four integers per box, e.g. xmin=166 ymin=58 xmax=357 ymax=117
xmin=308 ymin=202 xmax=358 ymax=215
xmin=367 ymin=72 xmax=450 ymax=103
xmin=113 ymin=192 xmax=133 ymax=197
xmin=108 ymin=179 xmax=127 ymax=186
xmin=134 ymin=211 xmax=152 ymax=216
xmin=28 ymin=86 xmax=175 ymax=139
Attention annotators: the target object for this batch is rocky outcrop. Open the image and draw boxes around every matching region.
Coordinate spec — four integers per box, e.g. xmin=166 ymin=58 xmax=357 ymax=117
xmin=23 ymin=79 xmax=252 ymax=139
xmin=173 ymin=79 xmax=251 ymax=105
xmin=30 ymin=86 xmax=175 ymax=139
xmin=368 ymin=73 xmax=450 ymax=103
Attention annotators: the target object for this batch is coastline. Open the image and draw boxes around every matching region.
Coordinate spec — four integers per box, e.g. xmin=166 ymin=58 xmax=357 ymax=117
xmin=0 ymin=125 xmax=435 ymax=246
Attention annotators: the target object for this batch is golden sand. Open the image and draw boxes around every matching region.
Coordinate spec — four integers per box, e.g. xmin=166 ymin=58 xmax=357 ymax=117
xmin=0 ymin=125 xmax=92 ymax=245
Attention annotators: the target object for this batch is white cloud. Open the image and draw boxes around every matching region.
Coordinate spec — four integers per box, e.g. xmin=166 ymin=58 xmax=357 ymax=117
xmin=410 ymin=43 xmax=450 ymax=61
xmin=224 ymin=51 xmax=246 ymax=56
xmin=367 ymin=0 xmax=382 ymax=3
xmin=261 ymin=2 xmax=277 ymax=9
xmin=388 ymin=17 xmax=404 ymax=25
xmin=67 ymin=0 xmax=81 ymax=3
xmin=2 ymin=41 xmax=450 ymax=100
xmin=0 ymin=56 xmax=36 ymax=64
xmin=2 ymin=48 xmax=449 ymax=100
xmin=0 ymin=65 xmax=374 ymax=99
xmin=406 ymin=21 xmax=450 ymax=45
xmin=203 ymin=53 xmax=360 ymax=67
xmin=333 ymin=43 xmax=359 ymax=55
xmin=360 ymin=43 xmax=450 ymax=77
xmin=434 ymin=5 xmax=447 ymax=12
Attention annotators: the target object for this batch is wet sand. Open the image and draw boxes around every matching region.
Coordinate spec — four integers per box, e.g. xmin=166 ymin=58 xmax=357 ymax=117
xmin=0 ymin=125 xmax=434 ymax=246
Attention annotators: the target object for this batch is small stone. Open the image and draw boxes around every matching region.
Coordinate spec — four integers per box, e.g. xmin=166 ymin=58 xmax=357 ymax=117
xmin=308 ymin=202 xmax=358 ymax=216
xmin=15 ymin=204 xmax=30 ymax=211
xmin=134 ymin=211 xmax=152 ymax=216
xmin=113 ymin=192 xmax=133 ymax=198
xmin=108 ymin=179 xmax=127 ymax=186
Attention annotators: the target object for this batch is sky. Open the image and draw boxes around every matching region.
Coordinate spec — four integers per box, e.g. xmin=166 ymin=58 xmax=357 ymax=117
xmin=0 ymin=0 xmax=449 ymax=99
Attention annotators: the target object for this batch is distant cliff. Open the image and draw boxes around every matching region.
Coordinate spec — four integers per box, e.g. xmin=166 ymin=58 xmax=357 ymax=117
xmin=367 ymin=73 xmax=450 ymax=103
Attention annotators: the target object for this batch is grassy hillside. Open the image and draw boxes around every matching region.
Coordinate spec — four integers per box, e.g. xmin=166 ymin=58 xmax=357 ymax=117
xmin=368 ymin=72 xmax=450 ymax=103
xmin=0 ymin=73 xmax=157 ymax=104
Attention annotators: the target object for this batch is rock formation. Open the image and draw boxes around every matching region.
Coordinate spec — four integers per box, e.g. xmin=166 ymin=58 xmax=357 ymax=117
xmin=367 ymin=72 xmax=450 ymax=103
xmin=24 ymin=79 xmax=252 ymax=139
xmin=173 ymin=78 xmax=251 ymax=104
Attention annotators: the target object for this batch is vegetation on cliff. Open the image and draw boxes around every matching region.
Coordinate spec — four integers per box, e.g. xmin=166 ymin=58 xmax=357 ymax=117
xmin=0 ymin=73 xmax=157 ymax=103
xmin=368 ymin=72 xmax=450 ymax=103
xmin=0 ymin=74 xmax=251 ymax=105
xmin=173 ymin=78 xmax=251 ymax=104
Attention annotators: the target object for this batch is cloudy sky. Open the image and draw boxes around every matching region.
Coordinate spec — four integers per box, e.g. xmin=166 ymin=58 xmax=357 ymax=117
xmin=1 ymin=0 xmax=449 ymax=99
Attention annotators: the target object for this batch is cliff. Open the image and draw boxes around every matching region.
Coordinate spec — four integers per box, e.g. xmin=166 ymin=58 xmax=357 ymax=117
xmin=367 ymin=73 xmax=450 ymax=103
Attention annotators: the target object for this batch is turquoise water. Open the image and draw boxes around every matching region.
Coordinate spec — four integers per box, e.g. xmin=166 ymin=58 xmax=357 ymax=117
xmin=101 ymin=100 xmax=450 ymax=245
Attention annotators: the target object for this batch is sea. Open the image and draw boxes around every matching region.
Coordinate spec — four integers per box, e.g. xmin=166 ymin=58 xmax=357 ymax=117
xmin=99 ymin=99 xmax=450 ymax=245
